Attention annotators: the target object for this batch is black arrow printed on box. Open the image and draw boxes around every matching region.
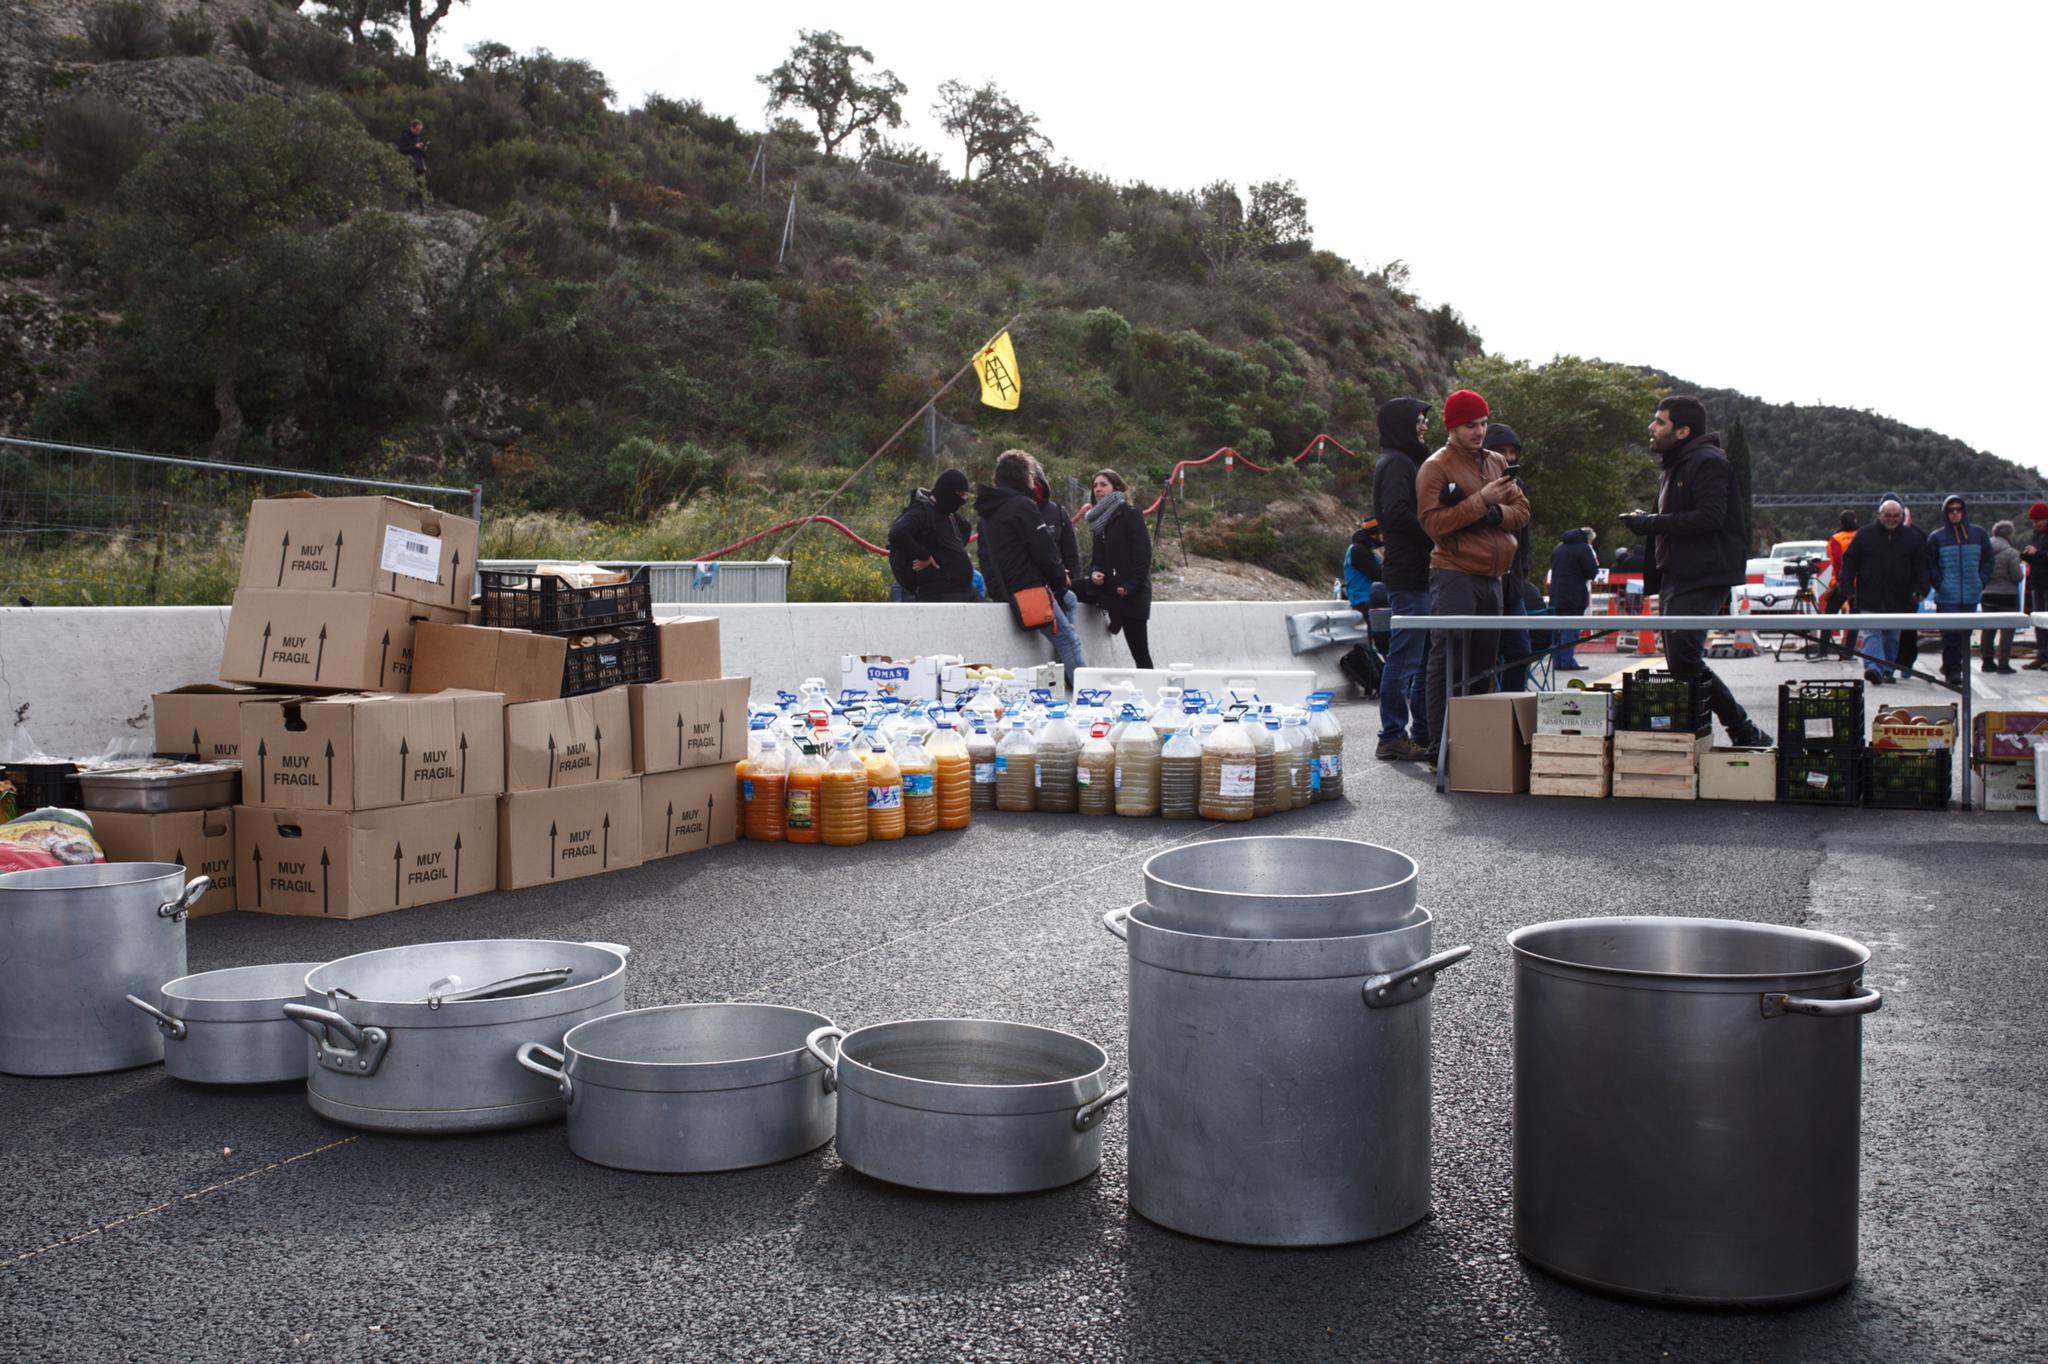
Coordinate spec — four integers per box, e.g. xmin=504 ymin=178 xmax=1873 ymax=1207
xmin=257 ymin=738 xmax=267 ymax=790
xmin=325 ymin=740 xmax=334 ymax=803
xmin=277 ymin=531 xmax=289 ymax=586
xmin=378 ymin=630 xmax=390 ymax=687
xmin=548 ymin=821 xmax=558 ymax=878
xmin=595 ymin=724 xmax=603 ymax=774
xmin=251 ymin=844 xmax=263 ymax=908
xmin=720 ymin=708 xmax=726 ymax=753
xmin=191 ymin=727 xmax=202 ymax=758
xmin=315 ymin=624 xmax=327 ymax=681
xmin=459 ymin=734 xmax=468 ymax=793
xmin=705 ymin=791 xmax=713 ymax=846
xmin=547 ymin=734 xmax=557 ymax=789
xmin=602 ymin=813 xmax=610 ymax=867
xmin=257 ymin=622 xmax=271 ymax=678
xmin=677 ymin=713 xmax=684 ymax=767
xmin=398 ymin=737 xmax=409 ymax=801
xmin=449 ymin=549 xmax=460 ymax=604
xmin=332 ymin=529 xmax=343 ymax=587
xmin=664 ymin=801 xmax=673 ymax=854
xmin=320 ymin=848 xmax=330 ymax=915
xmin=453 ymin=833 xmax=462 ymax=891
xmin=394 ymin=842 xmax=402 ymax=903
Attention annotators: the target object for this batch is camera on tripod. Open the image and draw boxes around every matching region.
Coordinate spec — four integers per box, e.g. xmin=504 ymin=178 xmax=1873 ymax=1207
xmin=1789 ymin=557 xmax=1824 ymax=593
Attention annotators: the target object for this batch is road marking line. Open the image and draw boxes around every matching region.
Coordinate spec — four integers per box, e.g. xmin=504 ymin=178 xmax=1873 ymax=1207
xmin=1 ymin=1135 xmax=361 ymax=1272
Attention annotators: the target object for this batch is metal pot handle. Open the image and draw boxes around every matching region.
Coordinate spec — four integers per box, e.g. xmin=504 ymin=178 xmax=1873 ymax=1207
xmin=583 ymin=941 xmax=632 ymax=961
xmin=125 ymin=994 xmax=187 ymax=1041
xmin=1762 ymin=985 xmax=1884 ymax=1019
xmin=1102 ymin=905 xmax=1134 ymax=941
xmin=282 ymin=1002 xmax=390 ymax=1077
xmin=157 ymin=875 xmax=211 ymax=923
xmin=515 ymin=1041 xmax=574 ymax=1104
xmin=1074 ymin=1081 xmax=1129 ymax=1132
xmin=804 ymin=1025 xmax=845 ymax=1094
xmin=1363 ymin=944 xmax=1474 ymax=1009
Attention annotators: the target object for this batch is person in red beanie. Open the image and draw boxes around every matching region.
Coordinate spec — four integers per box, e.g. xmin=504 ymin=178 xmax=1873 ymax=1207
xmin=2022 ymin=502 xmax=2048 ymax=667
xmin=1414 ymin=389 xmax=1528 ymax=766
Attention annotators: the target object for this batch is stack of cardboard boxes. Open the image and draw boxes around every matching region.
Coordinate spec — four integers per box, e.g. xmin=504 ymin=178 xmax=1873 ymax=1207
xmin=1971 ymin=709 xmax=2047 ymax=812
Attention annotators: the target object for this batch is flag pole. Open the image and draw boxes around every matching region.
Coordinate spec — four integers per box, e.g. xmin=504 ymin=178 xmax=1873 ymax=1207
xmin=770 ymin=313 xmax=1023 ymax=564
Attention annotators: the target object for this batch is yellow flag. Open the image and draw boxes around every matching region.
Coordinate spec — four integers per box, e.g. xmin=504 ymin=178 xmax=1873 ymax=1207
xmin=976 ymin=331 xmax=1021 ymax=411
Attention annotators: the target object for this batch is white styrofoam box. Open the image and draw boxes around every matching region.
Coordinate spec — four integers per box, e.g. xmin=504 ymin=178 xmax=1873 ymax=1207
xmin=940 ymin=662 xmax=1064 ymax=706
xmin=837 ymin=654 xmax=957 ymax=702
xmin=1073 ymin=666 xmax=1317 ymax=709
xmin=1536 ymin=690 xmax=1614 ymax=736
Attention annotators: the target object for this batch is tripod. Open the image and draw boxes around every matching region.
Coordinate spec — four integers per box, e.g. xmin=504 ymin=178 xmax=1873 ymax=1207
xmin=1771 ymin=576 xmax=1822 ymax=661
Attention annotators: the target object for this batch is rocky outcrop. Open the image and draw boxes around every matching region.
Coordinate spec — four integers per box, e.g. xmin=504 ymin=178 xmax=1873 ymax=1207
xmin=75 ymin=55 xmax=273 ymax=131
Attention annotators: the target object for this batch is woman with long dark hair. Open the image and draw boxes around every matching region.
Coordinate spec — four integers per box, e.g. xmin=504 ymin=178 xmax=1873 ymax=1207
xmin=1084 ymin=468 xmax=1155 ymax=668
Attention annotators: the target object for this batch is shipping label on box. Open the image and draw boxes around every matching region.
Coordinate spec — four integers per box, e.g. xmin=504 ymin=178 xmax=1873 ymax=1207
xmin=234 ymin=796 xmax=496 ymax=919
xmin=220 ymin=589 xmax=469 ymax=691
xmin=1535 ymin=690 xmax=1613 ymax=736
xmin=499 ymin=779 xmax=643 ymax=889
xmin=640 ymin=765 xmax=738 ymax=861
xmin=1446 ymin=694 xmax=1538 ymax=794
xmin=92 ymin=808 xmax=238 ymax=917
xmin=1699 ymin=748 xmax=1777 ymax=802
xmin=504 ymin=689 xmax=633 ymax=791
xmin=628 ymin=678 xmax=749 ymax=775
xmin=239 ymin=691 xmax=505 ymax=810
xmin=1973 ymin=711 xmax=2048 ymax=762
xmin=656 ymin=616 xmax=722 ymax=682
xmin=1871 ymin=703 xmax=1959 ymax=751
xmin=153 ymin=685 xmax=293 ymax=760
xmin=413 ymin=623 xmax=567 ymax=703
xmin=240 ymin=494 xmax=478 ymax=607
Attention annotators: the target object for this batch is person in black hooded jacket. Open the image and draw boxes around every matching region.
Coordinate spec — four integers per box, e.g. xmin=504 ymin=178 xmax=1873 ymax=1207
xmin=976 ymin=449 xmax=1086 ymax=682
xmin=887 ymin=468 xmax=976 ymax=603
xmin=1369 ymin=397 xmax=1434 ymax=761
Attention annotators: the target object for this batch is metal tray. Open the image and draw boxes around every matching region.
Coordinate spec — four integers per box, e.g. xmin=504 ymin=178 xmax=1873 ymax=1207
xmin=78 ymin=761 xmax=240 ymax=814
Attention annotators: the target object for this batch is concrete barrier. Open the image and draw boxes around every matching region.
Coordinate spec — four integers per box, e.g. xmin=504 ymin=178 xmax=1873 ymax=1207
xmin=0 ymin=600 xmax=1356 ymax=756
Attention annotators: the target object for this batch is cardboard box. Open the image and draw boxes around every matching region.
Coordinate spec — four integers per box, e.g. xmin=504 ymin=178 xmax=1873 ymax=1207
xmin=153 ymin=684 xmax=292 ymax=761
xmin=628 ymin=678 xmax=750 ymax=775
xmin=1870 ymin=703 xmax=1959 ymax=751
xmin=413 ymin=623 xmax=567 ymax=704
xmin=234 ymin=796 xmax=497 ymax=918
xmin=1978 ymin=759 xmax=2039 ymax=812
xmin=238 ymin=691 xmax=505 ymax=810
xmin=1535 ymin=690 xmax=1614 ymax=737
xmin=838 ymin=654 xmax=957 ymax=702
xmin=499 ymin=779 xmax=643 ymax=888
xmin=92 ymin=808 xmax=238 ymax=917
xmin=656 ymin=616 xmax=722 ymax=682
xmin=240 ymin=494 xmax=478 ymax=608
xmin=504 ymin=689 xmax=634 ymax=791
xmin=1700 ymin=748 xmax=1777 ymax=802
xmin=1973 ymin=711 xmax=2048 ymax=762
xmin=220 ymin=589 xmax=468 ymax=691
xmin=641 ymin=764 xmax=739 ymax=861
xmin=1445 ymin=694 xmax=1538 ymax=794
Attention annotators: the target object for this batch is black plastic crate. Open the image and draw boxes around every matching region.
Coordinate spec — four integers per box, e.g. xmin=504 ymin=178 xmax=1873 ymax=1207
xmin=1619 ymin=670 xmax=1711 ymax=735
xmin=4 ymin=762 xmax=83 ymax=811
xmin=480 ymin=567 xmax=653 ymax=634
xmin=1778 ymin=680 xmax=1865 ymax=750
xmin=1776 ymin=748 xmax=1864 ymax=806
xmin=561 ymin=624 xmax=657 ymax=696
xmin=1864 ymin=749 xmax=1953 ymax=810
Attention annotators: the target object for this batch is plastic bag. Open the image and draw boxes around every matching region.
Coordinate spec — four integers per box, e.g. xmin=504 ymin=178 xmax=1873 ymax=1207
xmin=0 ymin=809 xmax=104 ymax=873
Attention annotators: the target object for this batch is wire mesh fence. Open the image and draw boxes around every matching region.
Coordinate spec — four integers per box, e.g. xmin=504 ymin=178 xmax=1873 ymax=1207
xmin=0 ymin=437 xmax=480 ymax=607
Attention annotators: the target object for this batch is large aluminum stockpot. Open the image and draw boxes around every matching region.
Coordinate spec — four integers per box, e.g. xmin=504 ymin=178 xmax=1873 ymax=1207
xmin=1139 ymin=837 xmax=1420 ymax=939
xmin=1510 ymin=916 xmax=1884 ymax=1306
xmin=288 ymin=939 xmax=630 ymax=1133
xmin=0 ymin=863 xmax=207 ymax=1076
xmin=804 ymin=1018 xmax=1126 ymax=1195
xmin=128 ymin=962 xmax=322 ymax=1084
xmin=516 ymin=1003 xmax=836 ymax=1173
xmin=1106 ymin=903 xmax=1470 ymax=1246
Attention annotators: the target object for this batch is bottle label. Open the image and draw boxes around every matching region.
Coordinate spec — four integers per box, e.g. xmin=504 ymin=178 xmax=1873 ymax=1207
xmin=1310 ymin=763 xmax=1323 ymax=793
xmin=1077 ymin=768 xmax=1092 ymax=786
xmin=741 ymin=779 xmax=756 ymax=801
xmin=995 ymin=755 xmax=1009 ymax=774
xmin=1034 ymin=763 xmax=1043 ymax=789
xmin=1220 ymin=763 xmax=1256 ymax=797
xmin=1319 ymin=754 xmax=1341 ymax=778
xmin=904 ymin=772 xmax=935 ymax=797
xmin=868 ymin=785 xmax=902 ymax=810
xmin=974 ymin=761 xmax=997 ymax=784
xmin=787 ymin=791 xmax=814 ymax=828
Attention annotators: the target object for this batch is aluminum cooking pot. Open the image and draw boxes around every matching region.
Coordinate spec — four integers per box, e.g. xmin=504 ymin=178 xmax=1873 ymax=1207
xmin=804 ymin=1018 xmax=1126 ymax=1195
xmin=289 ymin=939 xmax=630 ymax=1133
xmin=1138 ymin=837 xmax=1420 ymax=939
xmin=0 ymin=862 xmax=207 ymax=1077
xmin=128 ymin=962 xmax=322 ymax=1084
xmin=516 ymin=1003 xmax=836 ymax=1173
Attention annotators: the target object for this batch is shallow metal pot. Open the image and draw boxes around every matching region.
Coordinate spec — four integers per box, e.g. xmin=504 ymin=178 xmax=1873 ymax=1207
xmin=1107 ymin=903 xmax=1470 ymax=1246
xmin=804 ymin=1018 xmax=1126 ymax=1195
xmin=516 ymin=1003 xmax=836 ymax=1173
xmin=1139 ymin=837 xmax=1420 ymax=939
xmin=1509 ymin=915 xmax=1884 ymax=1306
xmin=290 ymin=939 xmax=630 ymax=1133
xmin=0 ymin=862 xmax=207 ymax=1076
xmin=128 ymin=962 xmax=322 ymax=1084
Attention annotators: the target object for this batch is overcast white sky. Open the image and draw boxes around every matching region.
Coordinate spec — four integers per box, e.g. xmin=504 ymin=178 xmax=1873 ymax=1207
xmin=439 ymin=1 xmax=2043 ymax=476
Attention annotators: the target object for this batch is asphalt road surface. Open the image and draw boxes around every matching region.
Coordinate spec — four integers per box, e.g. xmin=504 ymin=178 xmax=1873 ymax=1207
xmin=4 ymin=650 xmax=2043 ymax=1363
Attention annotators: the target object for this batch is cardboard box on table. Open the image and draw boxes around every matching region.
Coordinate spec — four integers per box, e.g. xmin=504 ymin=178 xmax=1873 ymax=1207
xmin=1611 ymin=731 xmax=1711 ymax=800
xmin=1972 ymin=711 xmax=2048 ymax=762
xmin=656 ymin=616 xmax=723 ymax=682
xmin=234 ymin=796 xmax=497 ymax=918
xmin=628 ymin=678 xmax=749 ymax=775
xmin=238 ymin=690 xmax=505 ymax=810
xmin=240 ymin=494 xmax=477 ymax=609
xmin=1444 ymin=694 xmax=1538 ymax=795
xmin=1529 ymin=733 xmax=1610 ymax=798
xmin=153 ymin=684 xmax=293 ymax=761
xmin=498 ymin=778 xmax=643 ymax=889
xmin=504 ymin=690 xmax=634 ymax=791
xmin=219 ymin=589 xmax=468 ymax=691
xmin=641 ymin=764 xmax=739 ymax=862
xmin=1535 ymin=690 xmax=1614 ymax=737
xmin=1699 ymin=747 xmax=1777 ymax=802
xmin=92 ymin=808 xmax=238 ymax=917
xmin=412 ymin=623 xmax=568 ymax=703
xmin=1870 ymin=703 xmax=1958 ymax=752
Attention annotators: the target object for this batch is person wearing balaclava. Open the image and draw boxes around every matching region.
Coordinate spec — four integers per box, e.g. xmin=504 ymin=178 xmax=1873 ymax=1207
xmin=886 ymin=467 xmax=977 ymax=603
xmin=1370 ymin=397 xmax=1436 ymax=762
xmin=1923 ymin=494 xmax=1995 ymax=687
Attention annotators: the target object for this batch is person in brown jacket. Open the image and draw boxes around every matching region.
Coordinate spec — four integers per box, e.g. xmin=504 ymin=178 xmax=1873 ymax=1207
xmin=1415 ymin=388 xmax=1529 ymax=762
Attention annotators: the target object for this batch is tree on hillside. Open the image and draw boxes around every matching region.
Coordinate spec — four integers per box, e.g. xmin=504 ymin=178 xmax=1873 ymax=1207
xmin=305 ymin=0 xmax=404 ymax=50
xmin=759 ymin=31 xmax=906 ymax=158
xmin=1453 ymin=355 xmax=1665 ymax=551
xmin=1194 ymin=178 xmax=1313 ymax=277
xmin=403 ymin=0 xmax=466 ymax=77
xmin=934 ymin=80 xmax=1050 ymax=182
xmin=1724 ymin=418 xmax=1757 ymax=551
xmin=107 ymin=95 xmax=419 ymax=458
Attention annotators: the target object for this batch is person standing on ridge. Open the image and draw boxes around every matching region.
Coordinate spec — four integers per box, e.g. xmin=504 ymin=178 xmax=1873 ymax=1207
xmin=887 ymin=468 xmax=977 ymax=603
xmin=1370 ymin=398 xmax=1435 ymax=762
xmin=397 ymin=119 xmax=429 ymax=210
xmin=1622 ymin=394 xmax=1772 ymax=747
xmin=1483 ymin=423 xmax=1533 ymax=692
xmin=1416 ymin=389 xmax=1528 ymax=765
xmin=1924 ymin=494 xmax=1995 ymax=687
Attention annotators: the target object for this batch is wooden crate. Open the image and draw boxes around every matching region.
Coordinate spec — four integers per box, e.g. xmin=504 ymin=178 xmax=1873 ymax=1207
xmin=1530 ymin=733 xmax=1611 ymax=797
xmin=1612 ymin=731 xmax=1713 ymax=755
xmin=1612 ymin=771 xmax=1698 ymax=800
xmin=1531 ymin=770 xmax=1612 ymax=798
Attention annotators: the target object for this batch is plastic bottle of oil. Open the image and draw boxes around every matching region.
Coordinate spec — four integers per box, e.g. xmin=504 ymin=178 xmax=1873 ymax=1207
xmin=967 ymin=717 xmax=999 ymax=812
xmin=1077 ymin=722 xmax=1116 ymax=816
xmin=861 ymin=726 xmax=905 ymax=841
xmin=926 ymin=713 xmax=973 ymax=830
xmin=1199 ymin=708 xmax=1258 ymax=821
xmin=783 ymin=734 xmax=825 ymax=844
xmin=1159 ymin=720 xmax=1203 ymax=820
xmin=1308 ymin=691 xmax=1345 ymax=802
xmin=1278 ymin=712 xmax=1313 ymax=809
xmin=895 ymin=726 xmax=938 ymax=836
xmin=995 ymin=718 xmax=1037 ymax=812
xmin=1248 ymin=707 xmax=1281 ymax=818
xmin=1034 ymin=704 xmax=1081 ymax=814
xmin=741 ymin=728 xmax=788 ymax=842
xmin=1114 ymin=706 xmax=1161 ymax=817
xmin=820 ymin=738 xmax=870 ymax=846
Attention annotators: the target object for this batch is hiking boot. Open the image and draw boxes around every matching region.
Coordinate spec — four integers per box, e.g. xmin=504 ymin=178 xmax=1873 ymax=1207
xmin=1376 ymin=736 xmax=1427 ymax=762
xmin=1997 ymin=663 xmax=2018 ymax=674
xmin=1727 ymin=722 xmax=1773 ymax=749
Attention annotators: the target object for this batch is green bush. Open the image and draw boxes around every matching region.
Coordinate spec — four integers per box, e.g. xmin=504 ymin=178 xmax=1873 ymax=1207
xmin=1080 ymin=307 xmax=1131 ymax=362
xmin=44 ymin=97 xmax=154 ymax=191
xmin=165 ymin=11 xmax=214 ymax=57
xmin=84 ymin=2 xmax=165 ymax=61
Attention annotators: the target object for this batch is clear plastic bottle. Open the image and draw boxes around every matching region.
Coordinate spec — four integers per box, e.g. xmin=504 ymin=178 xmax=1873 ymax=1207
xmin=1279 ymin=712 xmax=1314 ymax=810
xmin=784 ymin=734 xmax=826 ymax=844
xmin=1114 ymin=706 xmax=1162 ymax=817
xmin=1249 ymin=707 xmax=1281 ymax=818
xmin=862 ymin=727 xmax=905 ymax=841
xmin=926 ymin=713 xmax=974 ymax=830
xmin=967 ymin=717 xmax=1000 ymax=812
xmin=820 ymin=738 xmax=869 ymax=846
xmin=741 ymin=728 xmax=787 ymax=842
xmin=996 ymin=718 xmax=1037 ymax=812
xmin=1308 ymin=691 xmax=1345 ymax=803
xmin=1200 ymin=708 xmax=1258 ymax=821
xmin=1077 ymin=722 xmax=1116 ymax=816
xmin=1152 ymin=687 xmax=1186 ymax=748
xmin=1034 ymin=704 xmax=1081 ymax=814
xmin=1159 ymin=721 xmax=1204 ymax=820
xmin=896 ymin=728 xmax=938 ymax=836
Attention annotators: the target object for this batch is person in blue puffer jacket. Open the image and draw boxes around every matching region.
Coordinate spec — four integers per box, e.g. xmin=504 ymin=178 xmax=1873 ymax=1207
xmin=1923 ymin=494 xmax=1996 ymax=686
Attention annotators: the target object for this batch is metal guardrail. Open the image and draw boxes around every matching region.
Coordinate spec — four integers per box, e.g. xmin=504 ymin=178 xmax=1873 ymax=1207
xmin=476 ymin=560 xmax=789 ymax=605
